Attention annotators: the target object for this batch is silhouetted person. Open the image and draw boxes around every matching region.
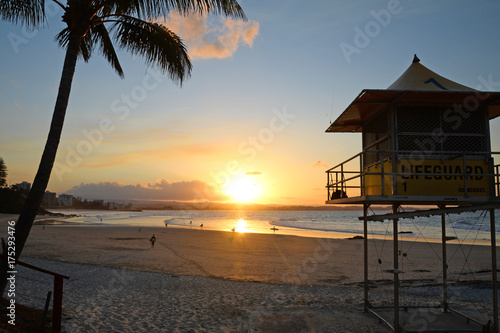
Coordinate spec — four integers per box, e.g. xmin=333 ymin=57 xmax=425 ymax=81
xmin=150 ymin=234 xmax=156 ymax=248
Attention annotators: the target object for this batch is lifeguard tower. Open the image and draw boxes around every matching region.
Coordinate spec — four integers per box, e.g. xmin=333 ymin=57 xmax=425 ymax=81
xmin=325 ymin=55 xmax=500 ymax=332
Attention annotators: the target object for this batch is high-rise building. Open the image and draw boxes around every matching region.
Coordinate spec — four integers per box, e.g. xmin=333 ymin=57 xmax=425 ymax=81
xmin=42 ymin=191 xmax=58 ymax=207
xmin=59 ymin=194 xmax=73 ymax=206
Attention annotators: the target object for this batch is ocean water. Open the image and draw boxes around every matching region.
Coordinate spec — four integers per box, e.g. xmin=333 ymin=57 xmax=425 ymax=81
xmin=48 ymin=208 xmax=500 ymax=244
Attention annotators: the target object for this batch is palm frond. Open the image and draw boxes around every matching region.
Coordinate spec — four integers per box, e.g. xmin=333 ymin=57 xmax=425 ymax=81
xmin=112 ymin=16 xmax=192 ymax=84
xmin=0 ymin=0 xmax=46 ymax=27
xmin=110 ymin=0 xmax=245 ymax=21
xmin=91 ymin=22 xmax=124 ymax=77
xmin=80 ymin=33 xmax=94 ymax=62
xmin=54 ymin=27 xmax=71 ymax=48
xmin=55 ymin=27 xmax=93 ymax=62
xmin=188 ymin=0 xmax=246 ymax=19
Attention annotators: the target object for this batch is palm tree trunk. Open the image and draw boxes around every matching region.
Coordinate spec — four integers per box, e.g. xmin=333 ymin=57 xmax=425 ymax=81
xmin=1 ymin=33 xmax=81 ymax=294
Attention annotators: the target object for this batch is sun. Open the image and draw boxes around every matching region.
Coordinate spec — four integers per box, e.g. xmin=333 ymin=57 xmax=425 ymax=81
xmin=224 ymin=175 xmax=261 ymax=202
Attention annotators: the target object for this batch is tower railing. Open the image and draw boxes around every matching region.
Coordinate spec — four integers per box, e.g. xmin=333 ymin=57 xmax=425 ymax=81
xmin=326 ymin=150 xmax=500 ymax=202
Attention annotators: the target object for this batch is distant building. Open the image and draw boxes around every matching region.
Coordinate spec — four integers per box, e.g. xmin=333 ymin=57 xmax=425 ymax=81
xmin=59 ymin=194 xmax=73 ymax=206
xmin=15 ymin=181 xmax=31 ymax=191
xmin=107 ymin=201 xmax=120 ymax=209
xmin=42 ymin=191 xmax=58 ymax=207
xmin=106 ymin=201 xmax=132 ymax=210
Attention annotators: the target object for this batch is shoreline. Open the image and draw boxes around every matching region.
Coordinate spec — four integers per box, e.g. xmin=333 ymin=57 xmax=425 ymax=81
xmin=1 ymin=214 xmax=496 ymax=332
xmin=21 ymin=211 xmax=495 ymax=246
xmin=0 ymin=217 xmax=493 ymax=286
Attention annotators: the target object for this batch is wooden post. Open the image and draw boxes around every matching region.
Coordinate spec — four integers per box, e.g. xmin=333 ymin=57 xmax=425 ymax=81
xmin=41 ymin=291 xmax=52 ymax=330
xmin=53 ymin=275 xmax=64 ymax=332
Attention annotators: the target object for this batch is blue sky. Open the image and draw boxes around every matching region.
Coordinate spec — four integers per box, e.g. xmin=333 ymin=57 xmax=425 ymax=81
xmin=1 ymin=0 xmax=500 ymax=205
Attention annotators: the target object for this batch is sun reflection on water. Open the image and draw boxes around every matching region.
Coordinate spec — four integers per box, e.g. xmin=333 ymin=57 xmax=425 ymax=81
xmin=235 ymin=219 xmax=247 ymax=233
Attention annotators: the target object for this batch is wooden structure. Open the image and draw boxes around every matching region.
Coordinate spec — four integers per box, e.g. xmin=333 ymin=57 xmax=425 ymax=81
xmin=1 ymin=255 xmax=70 ymax=332
xmin=325 ymin=55 xmax=500 ymax=332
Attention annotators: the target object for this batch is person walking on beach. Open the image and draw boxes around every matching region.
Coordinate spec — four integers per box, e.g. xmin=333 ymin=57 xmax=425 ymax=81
xmin=149 ymin=234 xmax=156 ymax=248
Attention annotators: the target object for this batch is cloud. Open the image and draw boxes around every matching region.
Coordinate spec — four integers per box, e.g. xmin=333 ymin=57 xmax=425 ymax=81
xmin=312 ymin=160 xmax=329 ymax=169
xmin=244 ymin=171 xmax=262 ymax=175
xmin=65 ymin=179 xmax=231 ymax=202
xmin=165 ymin=11 xmax=260 ymax=59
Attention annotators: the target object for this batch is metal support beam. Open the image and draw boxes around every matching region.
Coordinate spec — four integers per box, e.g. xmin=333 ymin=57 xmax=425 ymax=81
xmin=361 ymin=203 xmax=500 ymax=222
xmin=357 ymin=205 xmax=498 ymax=332
xmin=393 ymin=203 xmax=400 ymax=333
xmin=364 ymin=204 xmax=369 ymax=311
xmin=490 ymin=208 xmax=498 ymax=333
xmin=440 ymin=209 xmax=449 ymax=312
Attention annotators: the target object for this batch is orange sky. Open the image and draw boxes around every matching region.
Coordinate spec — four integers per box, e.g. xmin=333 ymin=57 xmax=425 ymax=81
xmin=1 ymin=2 xmax=500 ymax=205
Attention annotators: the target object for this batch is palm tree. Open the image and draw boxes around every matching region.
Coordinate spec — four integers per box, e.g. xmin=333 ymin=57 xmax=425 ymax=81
xmin=0 ymin=157 xmax=7 ymax=188
xmin=0 ymin=0 xmax=245 ymax=292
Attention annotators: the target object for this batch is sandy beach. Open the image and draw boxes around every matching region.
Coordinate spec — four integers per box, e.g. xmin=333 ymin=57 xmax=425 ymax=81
xmin=1 ymin=214 xmax=497 ymax=332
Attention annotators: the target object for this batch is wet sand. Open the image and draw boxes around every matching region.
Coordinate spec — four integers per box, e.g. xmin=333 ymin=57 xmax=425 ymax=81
xmin=0 ymin=214 xmax=496 ymax=332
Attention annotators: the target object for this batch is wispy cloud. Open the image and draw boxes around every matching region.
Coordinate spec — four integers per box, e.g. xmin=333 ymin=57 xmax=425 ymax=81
xmin=65 ymin=179 xmax=231 ymax=201
xmin=312 ymin=160 xmax=329 ymax=169
xmin=245 ymin=171 xmax=262 ymax=175
xmin=165 ymin=11 xmax=260 ymax=59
